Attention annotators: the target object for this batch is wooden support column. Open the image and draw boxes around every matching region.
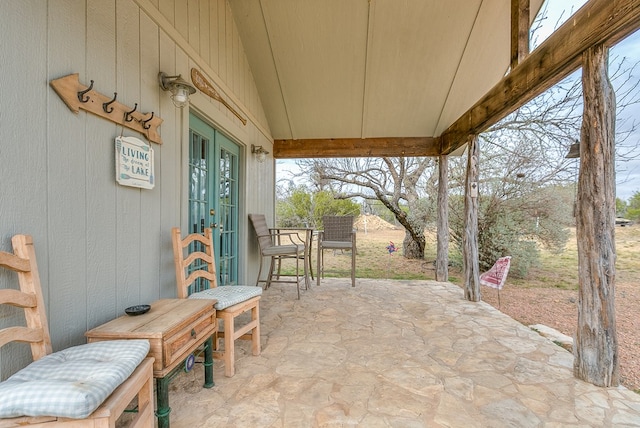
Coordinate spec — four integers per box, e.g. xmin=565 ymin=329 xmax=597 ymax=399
xmin=574 ymin=44 xmax=619 ymax=387
xmin=436 ymin=155 xmax=449 ymax=282
xmin=463 ymin=136 xmax=480 ymax=301
xmin=510 ymin=0 xmax=530 ymax=70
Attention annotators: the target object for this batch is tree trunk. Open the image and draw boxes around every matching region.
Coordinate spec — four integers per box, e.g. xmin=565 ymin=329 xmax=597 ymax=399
xmin=436 ymin=155 xmax=449 ymax=282
xmin=403 ymin=229 xmax=425 ymax=259
xmin=574 ymin=44 xmax=619 ymax=387
xmin=463 ymin=136 xmax=481 ymax=301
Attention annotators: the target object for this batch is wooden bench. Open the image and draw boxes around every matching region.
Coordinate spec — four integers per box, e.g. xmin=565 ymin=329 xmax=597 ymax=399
xmin=0 ymin=234 xmax=155 ymax=428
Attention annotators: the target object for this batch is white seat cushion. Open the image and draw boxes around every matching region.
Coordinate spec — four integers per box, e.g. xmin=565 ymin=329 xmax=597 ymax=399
xmin=189 ymin=285 xmax=262 ymax=310
xmin=321 ymin=240 xmax=353 ymax=249
xmin=262 ymin=244 xmax=305 ymax=256
xmin=0 ymin=339 xmax=150 ymax=419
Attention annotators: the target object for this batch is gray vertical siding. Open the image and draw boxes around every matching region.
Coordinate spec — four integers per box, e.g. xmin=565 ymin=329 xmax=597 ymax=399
xmin=47 ymin=1 xmax=89 ymax=350
xmin=115 ymin=0 xmax=143 ymax=322
xmin=0 ymin=0 xmax=50 ymax=377
xmin=138 ymin=10 xmax=163 ymax=306
xmin=0 ymin=0 xmax=273 ymax=378
xmin=86 ymin=0 xmax=119 ymax=330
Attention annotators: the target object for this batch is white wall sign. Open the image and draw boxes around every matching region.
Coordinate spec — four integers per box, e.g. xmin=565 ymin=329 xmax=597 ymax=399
xmin=115 ymin=136 xmax=155 ymax=189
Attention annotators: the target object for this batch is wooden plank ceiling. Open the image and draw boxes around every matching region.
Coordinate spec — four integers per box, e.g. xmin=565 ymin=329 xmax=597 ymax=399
xmin=229 ymin=0 xmax=640 ymax=158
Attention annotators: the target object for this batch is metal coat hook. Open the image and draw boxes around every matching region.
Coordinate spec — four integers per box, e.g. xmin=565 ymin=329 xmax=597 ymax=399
xmin=102 ymin=92 xmax=117 ymax=113
xmin=142 ymin=111 xmax=154 ymax=129
xmin=124 ymin=103 xmax=137 ymax=122
xmin=50 ymin=74 xmax=165 ymax=144
xmin=77 ymin=80 xmax=94 ymax=103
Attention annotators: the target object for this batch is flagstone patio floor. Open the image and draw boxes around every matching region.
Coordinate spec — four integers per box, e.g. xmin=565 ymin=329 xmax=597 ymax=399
xmin=166 ymin=278 xmax=640 ymax=427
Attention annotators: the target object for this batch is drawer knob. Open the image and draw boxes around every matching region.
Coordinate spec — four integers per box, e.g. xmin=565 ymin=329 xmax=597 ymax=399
xmin=191 ymin=328 xmax=196 ymax=338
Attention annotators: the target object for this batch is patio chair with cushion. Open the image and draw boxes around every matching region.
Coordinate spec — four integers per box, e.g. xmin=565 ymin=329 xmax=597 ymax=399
xmin=172 ymin=227 xmax=262 ymax=378
xmin=248 ymin=214 xmax=309 ymax=299
xmin=0 ymin=234 xmax=154 ymax=427
xmin=317 ymin=215 xmax=356 ymax=287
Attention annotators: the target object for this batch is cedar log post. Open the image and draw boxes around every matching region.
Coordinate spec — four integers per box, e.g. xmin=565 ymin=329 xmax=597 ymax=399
xmin=574 ymin=44 xmax=619 ymax=387
xmin=463 ymin=136 xmax=481 ymax=301
xmin=436 ymin=155 xmax=449 ymax=282
xmin=510 ymin=0 xmax=530 ymax=70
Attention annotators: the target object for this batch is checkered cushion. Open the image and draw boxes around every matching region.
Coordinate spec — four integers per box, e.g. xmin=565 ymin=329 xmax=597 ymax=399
xmin=0 ymin=339 xmax=149 ymax=419
xmin=189 ymin=285 xmax=262 ymax=310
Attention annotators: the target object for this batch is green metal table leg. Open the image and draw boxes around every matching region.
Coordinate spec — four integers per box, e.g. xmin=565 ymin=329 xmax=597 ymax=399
xmin=155 ymin=360 xmax=190 ymax=427
xmin=156 ymin=376 xmax=171 ymax=428
xmin=154 ymin=336 xmax=215 ymax=427
xmin=204 ymin=335 xmax=215 ymax=388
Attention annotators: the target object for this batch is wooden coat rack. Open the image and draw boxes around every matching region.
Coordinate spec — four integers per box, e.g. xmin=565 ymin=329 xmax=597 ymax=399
xmin=50 ymin=74 xmax=164 ymax=144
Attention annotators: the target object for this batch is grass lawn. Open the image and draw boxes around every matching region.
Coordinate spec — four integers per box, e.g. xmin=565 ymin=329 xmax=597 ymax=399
xmin=278 ymin=221 xmax=639 ymax=290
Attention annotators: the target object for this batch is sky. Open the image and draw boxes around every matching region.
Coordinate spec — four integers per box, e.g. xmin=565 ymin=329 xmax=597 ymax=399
xmin=609 ymin=23 xmax=640 ymax=201
xmin=277 ymin=0 xmax=640 ymax=202
xmin=540 ymin=0 xmax=640 ymax=202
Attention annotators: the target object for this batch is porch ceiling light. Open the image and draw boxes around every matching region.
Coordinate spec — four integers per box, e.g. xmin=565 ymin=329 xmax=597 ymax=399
xmin=251 ymin=144 xmax=269 ymax=163
xmin=158 ymin=72 xmax=196 ymax=108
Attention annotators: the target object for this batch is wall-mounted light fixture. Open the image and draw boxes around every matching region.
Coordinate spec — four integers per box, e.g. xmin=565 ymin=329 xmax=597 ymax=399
xmin=565 ymin=139 xmax=580 ymax=159
xmin=158 ymin=72 xmax=196 ymax=108
xmin=251 ymin=144 xmax=269 ymax=163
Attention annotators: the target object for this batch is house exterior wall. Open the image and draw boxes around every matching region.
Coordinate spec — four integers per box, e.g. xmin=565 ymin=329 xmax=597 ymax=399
xmin=0 ymin=0 xmax=273 ymax=376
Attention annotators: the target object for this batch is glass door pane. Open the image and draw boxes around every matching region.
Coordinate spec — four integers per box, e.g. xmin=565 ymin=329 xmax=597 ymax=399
xmin=217 ymin=134 xmax=239 ymax=285
xmin=188 ymin=114 xmax=240 ymax=286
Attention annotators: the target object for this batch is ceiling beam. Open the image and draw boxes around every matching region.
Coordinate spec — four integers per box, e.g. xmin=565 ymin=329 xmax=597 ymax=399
xmin=511 ymin=0 xmax=530 ymax=69
xmin=273 ymin=137 xmax=440 ymax=158
xmin=440 ymin=0 xmax=640 ymax=155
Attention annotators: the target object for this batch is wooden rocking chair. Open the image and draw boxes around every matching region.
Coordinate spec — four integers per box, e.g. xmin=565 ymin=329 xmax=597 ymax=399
xmin=0 ymin=234 xmax=154 ymax=427
xmin=172 ymin=227 xmax=262 ymax=377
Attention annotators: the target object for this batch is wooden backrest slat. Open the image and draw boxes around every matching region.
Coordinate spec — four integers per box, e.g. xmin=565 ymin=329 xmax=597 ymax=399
xmin=0 ymin=251 xmax=30 ymax=272
xmin=172 ymin=227 xmax=218 ymax=299
xmin=179 ymin=233 xmax=209 ymax=249
xmin=184 ymin=269 xmax=216 ymax=288
xmin=0 ymin=327 xmax=44 ymax=349
xmin=0 ymin=289 xmax=37 ymax=308
xmin=184 ymin=251 xmax=213 ymax=267
xmin=0 ymin=234 xmax=53 ymax=361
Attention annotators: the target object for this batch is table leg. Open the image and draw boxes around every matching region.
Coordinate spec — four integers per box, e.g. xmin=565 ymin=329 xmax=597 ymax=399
xmin=156 ymin=376 xmax=171 ymax=428
xmin=307 ymin=229 xmax=314 ymax=280
xmin=204 ymin=335 xmax=215 ymax=388
xmin=155 ymin=337 xmax=214 ymax=427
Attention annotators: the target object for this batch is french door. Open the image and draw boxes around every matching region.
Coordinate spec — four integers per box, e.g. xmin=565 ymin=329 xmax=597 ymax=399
xmin=189 ymin=114 xmax=240 ymax=286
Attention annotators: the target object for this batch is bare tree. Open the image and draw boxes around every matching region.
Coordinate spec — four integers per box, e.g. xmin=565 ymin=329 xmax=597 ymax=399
xmin=295 ymin=157 xmax=436 ymax=259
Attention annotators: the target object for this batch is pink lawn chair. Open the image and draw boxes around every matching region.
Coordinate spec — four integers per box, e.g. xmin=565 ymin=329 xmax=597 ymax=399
xmin=480 ymin=256 xmax=512 ymax=307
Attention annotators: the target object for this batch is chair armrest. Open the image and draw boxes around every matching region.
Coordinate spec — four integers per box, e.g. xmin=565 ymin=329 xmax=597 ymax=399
xmin=269 ymin=229 xmax=308 ymax=246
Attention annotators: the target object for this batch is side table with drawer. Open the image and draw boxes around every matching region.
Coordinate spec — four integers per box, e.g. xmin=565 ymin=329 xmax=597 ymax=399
xmin=85 ymin=299 xmax=217 ymax=428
